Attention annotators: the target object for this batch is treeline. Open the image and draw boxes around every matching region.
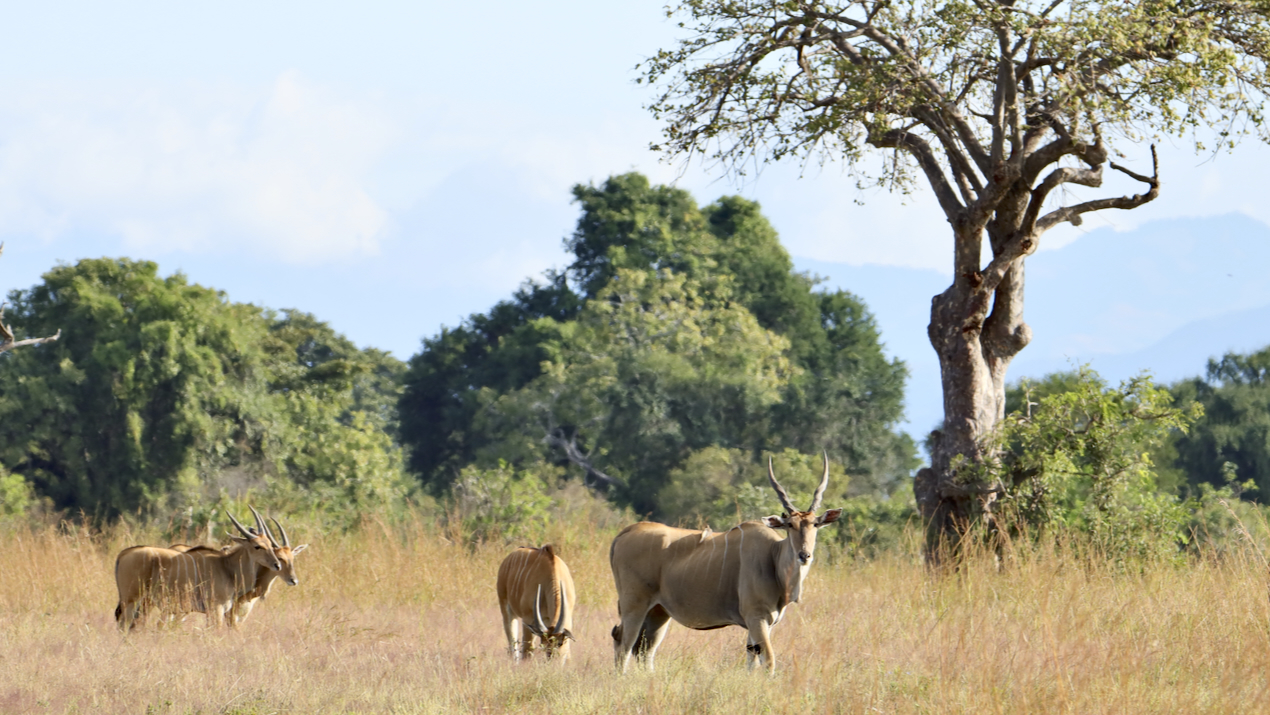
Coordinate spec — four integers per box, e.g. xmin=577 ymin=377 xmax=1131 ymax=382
xmin=0 ymin=173 xmax=916 ymax=532
xmin=2 ymin=172 xmax=1270 ymax=558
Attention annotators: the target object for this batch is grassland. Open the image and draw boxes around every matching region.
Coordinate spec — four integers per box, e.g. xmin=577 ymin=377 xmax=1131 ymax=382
xmin=2 ymin=515 xmax=1269 ymax=714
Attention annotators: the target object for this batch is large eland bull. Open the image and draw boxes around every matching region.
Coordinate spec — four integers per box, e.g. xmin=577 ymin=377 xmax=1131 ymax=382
xmin=609 ymin=456 xmax=842 ymax=674
xmin=115 ymin=507 xmax=282 ymax=629
xmin=169 ymin=509 xmax=308 ymax=626
xmin=496 ymin=544 xmax=576 ymax=661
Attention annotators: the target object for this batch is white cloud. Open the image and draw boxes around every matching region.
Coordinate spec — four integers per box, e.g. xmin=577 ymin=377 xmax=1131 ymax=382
xmin=1 ymin=65 xmax=1266 ymax=282
xmin=0 ymin=72 xmax=395 ymax=263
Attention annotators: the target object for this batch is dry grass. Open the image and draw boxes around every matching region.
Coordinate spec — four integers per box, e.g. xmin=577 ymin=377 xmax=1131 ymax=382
xmin=2 ymin=516 xmax=1269 ymax=714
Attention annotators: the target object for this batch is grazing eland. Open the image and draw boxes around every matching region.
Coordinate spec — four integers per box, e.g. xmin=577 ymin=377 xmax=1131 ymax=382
xmin=609 ymin=455 xmax=842 ymax=674
xmin=114 ymin=508 xmax=281 ymax=629
xmin=496 ymin=544 xmax=576 ymax=661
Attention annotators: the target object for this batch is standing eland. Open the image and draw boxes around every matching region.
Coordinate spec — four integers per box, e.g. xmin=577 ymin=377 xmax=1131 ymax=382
xmin=229 ymin=513 xmax=308 ymax=625
xmin=114 ymin=507 xmax=282 ymax=630
xmin=496 ymin=544 xmax=576 ymax=661
xmin=168 ymin=508 xmax=307 ymax=625
xmin=609 ymin=455 xmax=842 ymax=674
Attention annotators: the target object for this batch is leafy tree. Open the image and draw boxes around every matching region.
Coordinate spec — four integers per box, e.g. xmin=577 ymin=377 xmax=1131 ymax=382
xmin=0 ymin=464 xmax=36 ymax=517
xmin=641 ymin=0 xmax=1270 ymax=550
xmin=259 ymin=310 xmax=410 ymax=507
xmin=478 ymin=269 xmax=796 ymax=514
xmin=0 ymin=259 xmax=267 ymax=515
xmin=1172 ymin=346 xmax=1270 ymax=498
xmin=569 ymin=176 xmax=915 ymax=493
xmin=1004 ymin=371 xmax=1089 ymax=417
xmin=400 ymin=173 xmax=915 ymax=499
xmin=566 ymin=173 xmax=719 ymax=299
xmin=656 ymin=446 xmax=853 ymax=528
xmin=398 ymin=274 xmax=579 ymax=491
xmin=0 ymin=258 xmax=406 ymax=517
xmin=775 ymin=290 xmax=915 ymax=495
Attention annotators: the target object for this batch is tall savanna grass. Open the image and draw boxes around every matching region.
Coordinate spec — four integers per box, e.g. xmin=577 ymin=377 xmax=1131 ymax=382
xmin=2 ymin=510 xmax=1269 ymax=714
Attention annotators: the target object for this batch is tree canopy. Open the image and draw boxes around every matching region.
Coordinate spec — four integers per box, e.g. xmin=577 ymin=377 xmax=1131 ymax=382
xmin=0 ymin=258 xmax=406 ymax=518
xmin=398 ymin=173 xmax=916 ymax=517
xmin=1172 ymin=346 xmax=1270 ymax=499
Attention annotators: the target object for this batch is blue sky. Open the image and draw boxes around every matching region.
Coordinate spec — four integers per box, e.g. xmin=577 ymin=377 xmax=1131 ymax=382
xmin=2 ymin=1 xmax=1269 ymax=437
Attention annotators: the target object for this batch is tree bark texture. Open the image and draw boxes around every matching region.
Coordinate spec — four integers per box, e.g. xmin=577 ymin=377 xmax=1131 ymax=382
xmin=910 ymin=142 xmax=1161 ymax=556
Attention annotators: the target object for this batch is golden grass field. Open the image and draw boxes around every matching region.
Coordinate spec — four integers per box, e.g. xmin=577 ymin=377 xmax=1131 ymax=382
xmin=2 ymin=515 xmax=1270 ymax=714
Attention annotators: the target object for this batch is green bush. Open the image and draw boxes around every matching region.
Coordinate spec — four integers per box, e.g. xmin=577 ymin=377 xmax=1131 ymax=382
xmin=0 ymin=466 xmax=35 ymax=517
xmin=832 ymin=483 xmax=920 ymax=560
xmin=983 ymin=368 xmax=1201 ymax=563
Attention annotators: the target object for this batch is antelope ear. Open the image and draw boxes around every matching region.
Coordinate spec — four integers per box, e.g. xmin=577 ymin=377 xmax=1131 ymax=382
xmin=561 ymin=629 xmax=575 ymax=641
xmin=815 ymin=508 xmax=843 ymax=526
xmin=228 ymin=535 xmax=247 ymax=543
xmin=292 ymin=544 xmax=308 ymax=555
xmin=761 ymin=515 xmax=788 ymax=529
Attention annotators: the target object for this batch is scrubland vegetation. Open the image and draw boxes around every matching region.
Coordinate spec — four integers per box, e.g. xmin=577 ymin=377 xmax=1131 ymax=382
xmin=4 ymin=505 xmax=1270 ymax=714
xmin=4 ymin=165 xmax=1270 ymax=714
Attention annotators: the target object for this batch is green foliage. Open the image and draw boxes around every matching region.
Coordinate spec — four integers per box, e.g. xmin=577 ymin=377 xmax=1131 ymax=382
xmin=479 ymin=269 xmax=796 ymax=514
xmin=1182 ymin=465 xmax=1267 ymax=556
xmin=642 ymin=0 xmax=1270 ymax=182
xmin=398 ymin=273 xmax=578 ymax=491
xmin=653 ymin=444 xmax=917 ymax=558
xmin=399 ymin=172 xmax=916 ymax=508
xmin=983 ymin=369 xmax=1201 ymax=561
xmin=1004 ymin=371 xmax=1091 ymax=416
xmin=834 ymin=484 xmax=919 ymax=561
xmin=1009 ymin=369 xmax=1188 ymax=493
xmin=446 ymin=461 xmax=632 ymax=545
xmin=1172 ymin=346 xmax=1270 ymax=499
xmin=450 ymin=462 xmax=558 ymax=544
xmin=567 ymin=173 xmax=720 ymax=299
xmin=777 ymin=290 xmax=916 ymax=496
xmin=0 ymin=465 xmax=35 ymax=517
xmin=0 ymin=258 xmax=407 ymax=518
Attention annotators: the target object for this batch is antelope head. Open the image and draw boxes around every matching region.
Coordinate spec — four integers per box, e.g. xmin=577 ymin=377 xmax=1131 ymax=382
xmin=227 ymin=507 xmax=283 ymax=572
xmin=526 ymin=584 xmax=573 ymax=658
xmin=264 ymin=513 xmax=308 ymax=586
xmin=760 ymin=453 xmax=843 ymax=566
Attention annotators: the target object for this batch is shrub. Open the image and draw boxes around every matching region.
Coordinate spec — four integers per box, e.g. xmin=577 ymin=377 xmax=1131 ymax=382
xmin=981 ymin=368 xmax=1201 ymax=563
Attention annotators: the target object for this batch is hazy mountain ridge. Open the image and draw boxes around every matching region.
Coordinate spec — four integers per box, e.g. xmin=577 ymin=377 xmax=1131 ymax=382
xmin=797 ymin=212 xmax=1270 ymax=435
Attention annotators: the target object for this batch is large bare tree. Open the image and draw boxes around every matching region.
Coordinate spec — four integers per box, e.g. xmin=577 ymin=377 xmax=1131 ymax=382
xmin=642 ymin=0 xmax=1270 ymax=547
xmin=0 ymin=244 xmax=59 ymax=354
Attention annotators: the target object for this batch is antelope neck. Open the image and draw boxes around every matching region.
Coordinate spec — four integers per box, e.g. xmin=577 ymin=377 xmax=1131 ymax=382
xmin=225 ymin=544 xmax=264 ymax=596
xmin=774 ymin=536 xmax=811 ymax=606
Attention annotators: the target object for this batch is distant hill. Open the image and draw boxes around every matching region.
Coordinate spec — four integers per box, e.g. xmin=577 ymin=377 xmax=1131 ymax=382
xmin=1057 ymin=301 xmax=1270 ymax=385
xmin=797 ymin=212 xmax=1270 ymax=439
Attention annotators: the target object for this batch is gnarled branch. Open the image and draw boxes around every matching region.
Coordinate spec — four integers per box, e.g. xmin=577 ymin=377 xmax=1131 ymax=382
xmin=1035 ymin=145 xmax=1159 ymax=233
xmin=0 ymin=243 xmax=62 ymax=355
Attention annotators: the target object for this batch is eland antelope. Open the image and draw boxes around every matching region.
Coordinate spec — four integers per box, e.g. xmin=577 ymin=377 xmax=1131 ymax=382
xmin=496 ymin=544 xmax=576 ymax=661
xmin=168 ymin=508 xmax=307 ymax=625
xmin=609 ymin=455 xmax=842 ymax=674
xmin=230 ymin=513 xmax=307 ymax=625
xmin=114 ymin=507 xmax=282 ymax=630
